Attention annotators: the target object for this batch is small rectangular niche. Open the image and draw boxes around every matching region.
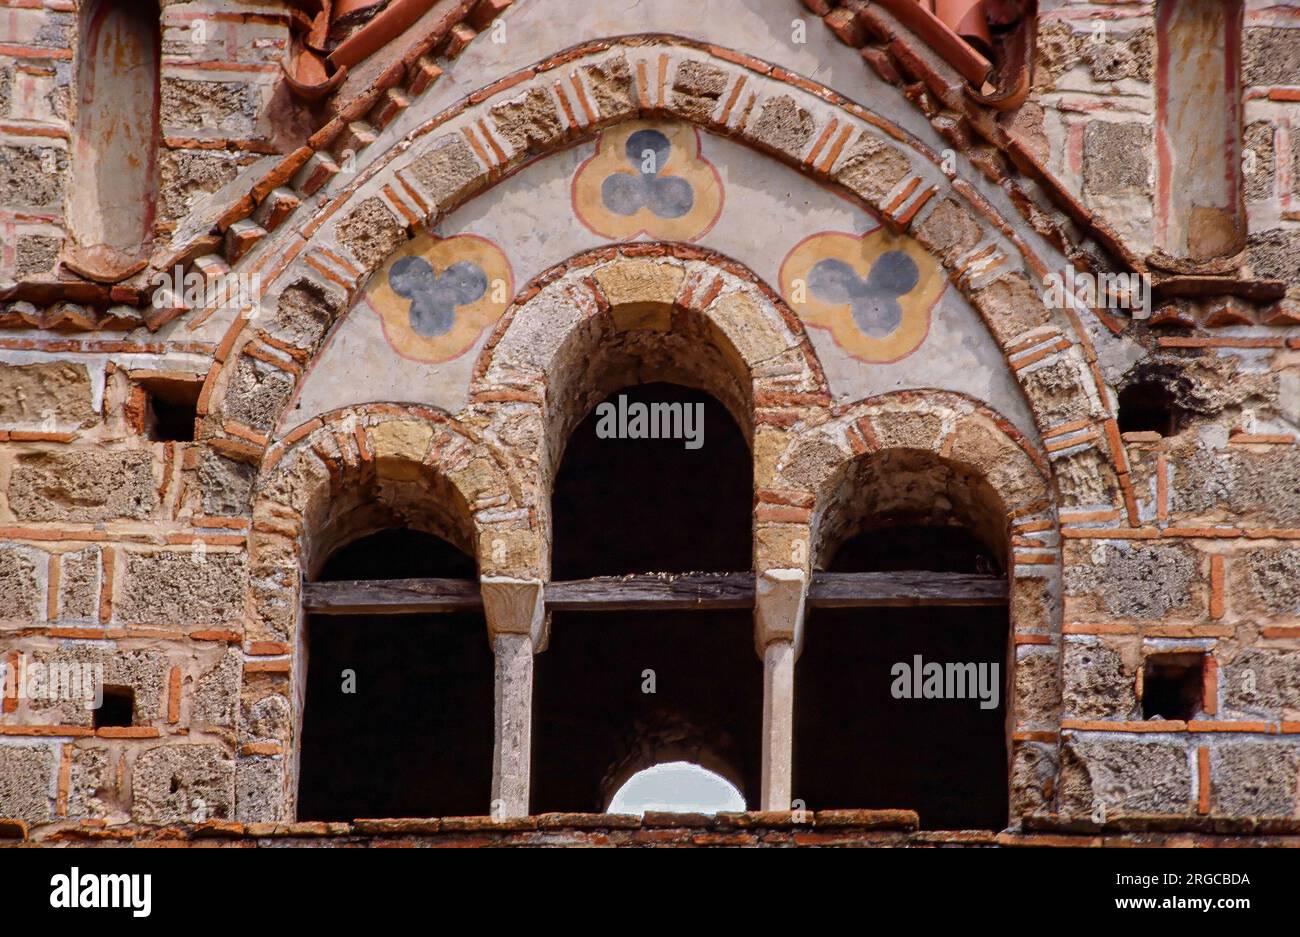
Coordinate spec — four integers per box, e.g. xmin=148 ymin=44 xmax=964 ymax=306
xmin=130 ymin=374 xmax=202 ymax=442
xmin=1142 ymin=653 xmax=1205 ymax=721
xmin=95 ymin=684 xmax=135 ymax=729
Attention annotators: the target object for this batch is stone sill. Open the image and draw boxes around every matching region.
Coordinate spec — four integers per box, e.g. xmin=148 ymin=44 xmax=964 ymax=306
xmin=6 ymin=810 xmax=1300 ymax=846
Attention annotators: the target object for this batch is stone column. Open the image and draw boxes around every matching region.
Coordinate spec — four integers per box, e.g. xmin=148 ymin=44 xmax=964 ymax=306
xmin=754 ymin=568 xmax=808 ymax=812
xmin=480 ymin=577 xmax=547 ymax=819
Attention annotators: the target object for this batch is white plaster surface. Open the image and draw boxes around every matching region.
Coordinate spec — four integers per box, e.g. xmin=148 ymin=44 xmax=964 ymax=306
xmin=289 ymin=130 xmax=1041 ymax=441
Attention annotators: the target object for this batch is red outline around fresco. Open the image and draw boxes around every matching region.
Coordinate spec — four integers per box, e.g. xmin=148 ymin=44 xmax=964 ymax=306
xmin=570 ymin=124 xmax=725 ymax=242
xmin=777 ymin=227 xmax=946 ymax=366
xmin=362 ymin=232 xmax=516 ymax=366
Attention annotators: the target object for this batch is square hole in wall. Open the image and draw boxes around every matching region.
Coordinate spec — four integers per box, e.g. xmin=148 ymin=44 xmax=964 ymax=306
xmin=1142 ymin=654 xmax=1204 ymax=721
xmin=132 ymin=376 xmax=202 ymax=442
xmin=1118 ymin=380 xmax=1183 ymax=437
xmin=95 ymin=684 xmax=135 ymax=728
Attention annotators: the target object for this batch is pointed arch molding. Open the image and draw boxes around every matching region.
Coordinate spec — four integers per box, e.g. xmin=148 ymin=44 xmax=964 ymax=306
xmin=199 ymin=37 xmax=1138 ymax=527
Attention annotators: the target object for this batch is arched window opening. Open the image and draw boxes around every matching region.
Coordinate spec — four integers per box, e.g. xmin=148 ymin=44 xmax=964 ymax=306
xmin=550 ymin=382 xmax=751 ymax=578
xmin=533 ymin=382 xmax=761 ymax=813
xmin=797 ymin=450 xmax=1011 ymax=831
xmin=68 ymin=0 xmax=160 ymax=278
xmin=298 ymin=528 xmax=492 ymax=821
xmin=607 ymin=762 xmax=746 ymax=816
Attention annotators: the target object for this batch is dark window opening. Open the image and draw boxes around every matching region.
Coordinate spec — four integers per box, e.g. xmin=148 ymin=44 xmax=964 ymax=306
xmin=1118 ymin=380 xmax=1181 ymax=437
xmin=537 ymin=382 xmax=757 ymax=813
xmin=137 ymin=378 xmax=202 ymax=442
xmin=1142 ymin=653 xmax=1204 ymax=721
xmin=796 ymin=523 xmax=1010 ymax=831
xmin=298 ymin=528 xmax=491 ymax=822
xmin=551 ymin=382 xmax=751 ymax=578
xmin=95 ymin=685 xmax=134 ymax=728
xmin=533 ymin=612 xmax=762 ymax=813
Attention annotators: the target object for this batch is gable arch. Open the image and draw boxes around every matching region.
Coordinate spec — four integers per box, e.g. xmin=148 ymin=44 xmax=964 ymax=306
xmin=249 ymin=402 xmax=530 ymax=611
xmin=195 ymin=37 xmax=1135 ymax=535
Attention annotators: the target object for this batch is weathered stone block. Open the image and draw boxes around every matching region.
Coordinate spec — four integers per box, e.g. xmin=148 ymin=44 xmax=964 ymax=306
xmin=1242 ymin=547 xmax=1300 ymax=616
xmin=234 ymin=758 xmax=283 ymax=823
xmin=1083 ymin=122 xmax=1149 ymax=194
xmin=970 ymin=272 xmax=1051 ymax=344
xmin=1015 ymin=647 xmax=1061 ymax=726
xmin=776 ymin=434 xmax=844 ymax=493
xmin=28 ymin=644 xmax=166 ymax=725
xmin=584 ymin=56 xmax=634 ymax=119
xmin=8 ymin=450 xmax=157 ymax=522
xmin=408 ymin=135 xmax=483 ymax=210
xmin=490 ymin=88 xmax=564 ymax=154
xmin=871 ymin=410 xmax=944 ymax=451
xmin=335 ymin=196 xmax=406 ymax=271
xmin=1060 ymin=738 xmax=1191 ymax=816
xmin=271 ymin=279 xmax=342 ymax=350
xmin=0 ymin=144 xmax=64 ymax=209
xmin=1063 ymin=637 xmax=1137 ymax=719
xmin=1213 ymin=744 xmax=1299 ymax=818
xmin=161 ymin=77 xmax=255 ymax=134
xmin=116 ymin=550 xmax=246 ymax=626
xmin=1244 ymin=121 xmax=1275 ymax=203
xmin=1083 ymin=27 xmax=1152 ymax=82
xmin=369 ymin=420 xmax=434 ymax=479
xmin=0 ymin=546 xmax=40 ymax=620
xmin=1247 ymin=228 xmax=1300 ymax=283
xmin=832 ymin=133 xmax=910 ymax=205
xmin=751 ymin=95 xmax=815 ymax=159
xmin=193 ymin=649 xmax=241 ymax=727
xmin=592 ymin=259 xmax=684 ymax=329
xmin=672 ymin=60 xmax=729 ymax=119
xmin=159 ymin=149 xmax=244 ymax=221
xmin=0 ymin=745 xmax=53 ymax=824
xmin=913 ymin=198 xmax=981 ymax=265
xmin=199 ymin=450 xmax=257 ymax=516
xmin=222 ymin=354 xmax=294 ymax=432
xmin=1064 ymin=540 xmax=1199 ymax=620
xmin=1171 ymin=444 xmax=1300 ymax=526
xmin=242 ymin=693 xmax=290 ymax=741
xmin=14 ymin=235 xmax=60 ymax=277
xmin=58 ymin=547 xmax=99 ymax=621
xmin=1221 ymin=648 xmax=1300 ymax=720
xmin=1010 ymin=740 xmax=1055 ymax=817
xmin=1020 ymin=357 xmax=1094 ymax=426
xmin=1244 ymin=27 xmax=1300 ymax=87
xmin=1052 ymin=447 xmax=1118 ymax=509
xmin=67 ymin=745 xmax=112 ymax=819
xmin=132 ymin=744 xmax=235 ymax=824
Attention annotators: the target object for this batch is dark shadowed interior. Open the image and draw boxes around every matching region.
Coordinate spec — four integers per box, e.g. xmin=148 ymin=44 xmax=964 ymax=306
xmin=298 ymin=528 xmax=493 ymax=821
xmin=534 ymin=383 xmax=760 ymax=812
xmin=795 ymin=524 xmax=1011 ymax=830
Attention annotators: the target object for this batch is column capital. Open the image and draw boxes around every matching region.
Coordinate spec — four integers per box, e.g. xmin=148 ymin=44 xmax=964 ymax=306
xmin=754 ymin=567 xmax=808 ymax=658
xmin=480 ymin=576 xmax=548 ymax=650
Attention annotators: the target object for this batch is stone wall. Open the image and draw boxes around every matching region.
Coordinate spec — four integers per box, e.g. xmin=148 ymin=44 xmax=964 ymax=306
xmin=0 ymin=0 xmax=293 ymax=282
xmin=0 ymin=0 xmax=1297 ymax=842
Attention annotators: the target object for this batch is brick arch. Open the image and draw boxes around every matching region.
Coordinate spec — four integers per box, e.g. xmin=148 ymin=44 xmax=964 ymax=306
xmin=234 ymin=402 xmax=528 ymax=821
xmin=465 ymin=244 xmax=827 ymax=553
xmin=195 ymin=36 xmax=1130 ymax=535
xmin=763 ymin=389 xmax=1062 ymax=821
xmin=249 ymin=402 xmax=531 ymax=589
